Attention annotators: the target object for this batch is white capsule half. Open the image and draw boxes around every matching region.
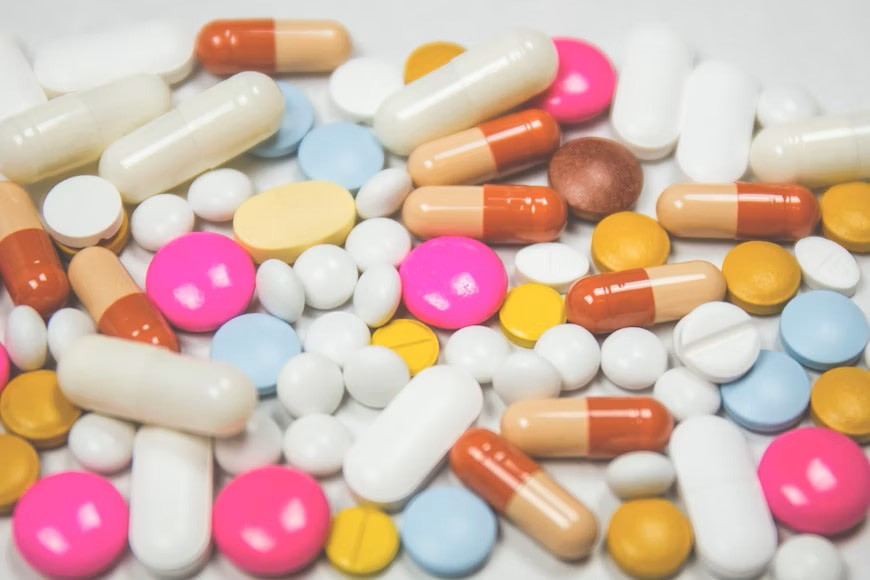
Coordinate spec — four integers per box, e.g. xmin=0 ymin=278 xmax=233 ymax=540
xmin=0 ymin=34 xmax=46 ymax=122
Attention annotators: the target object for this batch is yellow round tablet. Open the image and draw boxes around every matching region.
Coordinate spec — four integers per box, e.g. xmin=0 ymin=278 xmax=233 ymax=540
xmin=0 ymin=370 xmax=81 ymax=449
xmin=233 ymin=181 xmax=356 ymax=264
xmin=371 ymin=318 xmax=440 ymax=376
xmin=811 ymin=366 xmax=870 ymax=443
xmin=0 ymin=433 xmax=39 ymax=514
xmin=820 ymin=181 xmax=870 ymax=252
xmin=326 ymin=506 xmax=399 ymax=575
xmin=591 ymin=212 xmax=670 ymax=272
xmin=607 ymin=498 xmax=693 ymax=580
xmin=721 ymin=241 xmax=800 ymax=315
xmin=56 ymin=209 xmax=130 ymax=258
xmin=498 ymin=283 xmax=565 ymax=347
xmin=404 ymin=41 xmax=466 ymax=83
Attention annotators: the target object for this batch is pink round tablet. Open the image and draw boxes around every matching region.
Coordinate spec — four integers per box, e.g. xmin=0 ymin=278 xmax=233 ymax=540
xmin=146 ymin=232 xmax=255 ymax=332
xmin=533 ymin=37 xmax=616 ymax=124
xmin=400 ymin=236 xmax=507 ymax=330
xmin=758 ymin=427 xmax=870 ymax=535
xmin=213 ymin=465 xmax=330 ymax=576
xmin=0 ymin=342 xmax=9 ymax=392
xmin=13 ymin=471 xmax=128 ymax=579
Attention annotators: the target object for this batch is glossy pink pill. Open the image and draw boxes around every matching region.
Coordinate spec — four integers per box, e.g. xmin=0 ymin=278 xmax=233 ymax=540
xmin=12 ymin=471 xmax=128 ymax=579
xmin=213 ymin=465 xmax=330 ymax=576
xmin=758 ymin=427 xmax=870 ymax=535
xmin=399 ymin=236 xmax=507 ymax=329
xmin=145 ymin=232 xmax=255 ymax=332
xmin=0 ymin=342 xmax=8 ymax=392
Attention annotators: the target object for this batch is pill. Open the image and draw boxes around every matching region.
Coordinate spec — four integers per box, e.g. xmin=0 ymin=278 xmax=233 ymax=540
xmin=326 ymin=506 xmax=399 ymax=575
xmin=601 ymin=327 xmax=668 ymax=391
xmin=130 ymin=193 xmax=195 ymax=252
xmin=371 ymin=319 xmax=441 ymax=376
xmin=277 ymin=352 xmax=345 ymax=416
xmin=656 ymin=182 xmax=820 ymax=240
xmin=353 ymin=264 xmax=402 ymax=328
xmin=295 ymin=244 xmax=358 ymax=310
xmin=403 ymin=184 xmax=567 ymax=243
xmin=214 ymin=411 xmax=282 ymax=476
xmin=407 ymin=109 xmax=561 ymax=186
xmin=250 ymin=82 xmax=314 ymax=157
xmin=770 ymin=535 xmax=847 ymax=580
xmin=811 ymin=367 xmax=870 ymax=442
xmin=493 ymin=351 xmax=561 ymax=404
xmin=302 ymin=312 xmax=371 ymax=367
xmin=819 ymin=181 xmax=870 ymax=252
xmin=404 ymin=41 xmax=465 ymax=83
xmin=329 ymin=57 xmax=403 ymax=123
xmin=344 ymin=218 xmax=411 ymax=272
xmin=500 ymin=396 xmax=673 ymax=458
xmin=99 ymin=72 xmax=284 ymax=204
xmin=343 ymin=365 xmax=483 ymax=508
xmin=534 ymin=324 xmax=600 ymax=391
xmin=548 ymin=137 xmax=644 ymax=220
xmin=233 ymin=180 xmax=355 ymax=264
xmin=0 ymin=182 xmax=69 ymax=317
xmin=188 ymin=168 xmax=254 ymax=223
xmin=605 ymin=451 xmax=675 ymax=500
xmin=196 ymin=19 xmax=351 ymax=75
xmin=535 ymin=37 xmax=615 ymax=124
xmin=591 ymin=212 xmax=670 ymax=272
xmin=130 ymin=427 xmax=213 ymax=577
xmin=722 ymin=241 xmax=800 ymax=314
xmin=610 ymin=25 xmax=692 ymax=160
xmin=756 ymin=85 xmax=819 ymax=128
xmin=0 ymin=370 xmax=80 ymax=448
xmin=499 ymin=283 xmax=565 ymax=347
xmin=298 ymin=123 xmax=384 ymax=190
xmin=0 ymin=35 xmax=46 ymax=121
xmin=53 ymin=208 xmax=130 ymax=259
xmin=283 ymin=413 xmax=354 ymax=477
xmin=794 ymin=236 xmax=860 ymax=296
xmin=514 ymin=243 xmax=589 ymax=292
xmin=5 ymin=304 xmax=47 ymax=371
xmin=0 ymin=74 xmax=170 ymax=184
xmin=450 ymin=428 xmax=598 ymax=559
xmin=375 ymin=28 xmax=557 ymax=155
xmin=256 ymin=259 xmax=306 ymax=323
xmin=58 ymin=335 xmax=256 ymax=437
xmin=669 ymin=416 xmax=777 ymax=579
xmin=0 ymin=433 xmax=38 ymax=514
xmin=566 ymin=261 xmax=726 ymax=334
xmin=443 ymin=325 xmax=510 ymax=384
xmin=69 ymin=246 xmax=179 ymax=351
xmin=355 ymin=168 xmax=413 ymax=219
xmin=343 ymin=345 xmax=410 ymax=408
xmin=68 ymin=413 xmax=135 ymax=475
xmin=653 ymin=367 xmax=721 ymax=421
xmin=0 ymin=344 xmax=7 ymax=392
xmin=42 ymin=175 xmax=124 ymax=249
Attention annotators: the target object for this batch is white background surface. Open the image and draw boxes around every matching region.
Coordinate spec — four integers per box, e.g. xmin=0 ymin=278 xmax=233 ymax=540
xmin=1 ymin=0 xmax=869 ymax=578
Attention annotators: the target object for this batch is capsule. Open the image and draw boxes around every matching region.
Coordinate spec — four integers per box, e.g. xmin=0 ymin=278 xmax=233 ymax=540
xmin=195 ymin=19 xmax=351 ymax=75
xmin=0 ymin=183 xmax=69 ymax=317
xmin=402 ymin=185 xmax=567 ymax=243
xmin=0 ymin=74 xmax=170 ymax=185
xmin=407 ymin=109 xmax=561 ymax=186
xmin=450 ymin=428 xmax=599 ymax=560
xmin=657 ymin=182 xmax=820 ymax=240
xmin=68 ymin=246 xmax=178 ymax=351
xmin=374 ymin=29 xmax=558 ymax=155
xmin=500 ymin=397 xmax=674 ymax=458
xmin=566 ymin=261 xmax=726 ymax=334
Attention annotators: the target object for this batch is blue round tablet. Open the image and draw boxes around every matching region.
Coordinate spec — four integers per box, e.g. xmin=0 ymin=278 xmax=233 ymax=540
xmin=297 ymin=122 xmax=384 ymax=191
xmin=401 ymin=486 xmax=497 ymax=577
xmin=779 ymin=290 xmax=869 ymax=370
xmin=720 ymin=350 xmax=810 ymax=433
xmin=210 ymin=313 xmax=301 ymax=396
xmin=249 ymin=82 xmax=315 ymax=158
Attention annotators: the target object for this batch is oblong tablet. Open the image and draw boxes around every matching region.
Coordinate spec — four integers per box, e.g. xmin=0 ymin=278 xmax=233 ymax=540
xmin=342 ymin=365 xmax=482 ymax=508
xmin=669 ymin=416 xmax=777 ymax=579
xmin=0 ymin=35 xmax=46 ymax=122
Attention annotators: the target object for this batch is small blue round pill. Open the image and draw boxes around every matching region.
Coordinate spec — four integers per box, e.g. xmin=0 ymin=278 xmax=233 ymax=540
xmin=249 ymin=82 xmax=315 ymax=158
xmin=401 ymin=486 xmax=497 ymax=577
xmin=297 ymin=122 xmax=384 ymax=191
xmin=210 ymin=313 xmax=301 ymax=396
xmin=779 ymin=290 xmax=869 ymax=370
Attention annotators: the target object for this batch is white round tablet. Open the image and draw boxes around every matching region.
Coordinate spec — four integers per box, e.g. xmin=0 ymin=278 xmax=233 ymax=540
xmin=794 ymin=236 xmax=860 ymax=297
xmin=353 ymin=264 xmax=401 ymax=328
xmin=534 ymin=323 xmax=600 ymax=391
xmin=355 ymin=168 xmax=413 ymax=219
xmin=131 ymin=193 xmax=195 ymax=252
xmin=46 ymin=308 xmax=96 ymax=362
xmin=605 ymin=451 xmax=675 ymax=500
xmin=256 ymin=259 xmax=306 ymax=323
xmin=42 ymin=175 xmax=124 ymax=248
xmin=653 ymin=367 xmax=721 ymax=421
xmin=302 ymin=312 xmax=371 ymax=367
xmin=283 ymin=414 xmax=354 ymax=477
xmin=329 ymin=57 xmax=403 ymax=124
xmin=214 ymin=411 xmax=283 ymax=475
xmin=277 ymin=352 xmax=345 ymax=416
xmin=673 ymin=301 xmax=760 ymax=383
xmin=492 ymin=350 xmax=561 ymax=404
xmin=4 ymin=305 xmax=47 ymax=371
xmin=68 ymin=413 xmax=136 ymax=474
xmin=343 ymin=345 xmax=410 ymax=408
xmin=344 ymin=218 xmax=411 ymax=272
xmin=756 ymin=85 xmax=819 ymax=128
xmin=187 ymin=168 xmax=254 ymax=222
xmin=443 ymin=325 xmax=511 ymax=384
xmin=294 ymin=244 xmax=358 ymax=310
xmin=601 ymin=327 xmax=668 ymax=391
xmin=770 ymin=534 xmax=846 ymax=580
xmin=514 ymin=243 xmax=590 ymax=292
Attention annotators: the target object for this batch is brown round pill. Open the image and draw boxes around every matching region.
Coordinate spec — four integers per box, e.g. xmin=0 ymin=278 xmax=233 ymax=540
xmin=547 ymin=137 xmax=644 ymax=221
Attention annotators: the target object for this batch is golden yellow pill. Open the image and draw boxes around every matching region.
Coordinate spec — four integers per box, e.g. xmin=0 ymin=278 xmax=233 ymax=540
xmin=0 ymin=370 xmax=81 ymax=448
xmin=721 ymin=241 xmax=800 ymax=315
xmin=326 ymin=506 xmax=400 ymax=575
xmin=820 ymin=181 xmax=870 ymax=252
xmin=372 ymin=318 xmax=440 ymax=376
xmin=591 ymin=211 xmax=670 ymax=272
xmin=811 ymin=366 xmax=870 ymax=442
xmin=403 ymin=41 xmax=466 ymax=84
xmin=498 ymin=283 xmax=565 ymax=347
xmin=0 ymin=433 xmax=39 ymax=514
xmin=606 ymin=498 xmax=693 ymax=580
xmin=55 ymin=209 xmax=131 ymax=258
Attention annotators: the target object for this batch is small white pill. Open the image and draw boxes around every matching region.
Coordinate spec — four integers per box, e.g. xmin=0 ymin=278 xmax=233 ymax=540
xmin=256 ymin=259 xmax=306 ymax=323
xmin=353 ymin=264 xmax=401 ymax=328
xmin=329 ymin=57 xmax=403 ymax=124
xmin=344 ymin=218 xmax=411 ymax=272
xmin=303 ymin=311 xmax=371 ymax=367
xmin=601 ymin=327 xmax=668 ymax=391
xmin=187 ymin=168 xmax=254 ymax=222
xmin=294 ymin=244 xmax=358 ymax=310
xmin=214 ymin=411 xmax=283 ymax=475
xmin=277 ymin=352 xmax=345 ymax=417
xmin=514 ymin=243 xmax=590 ymax=293
xmin=444 ymin=325 xmax=511 ymax=384
xmin=42 ymin=175 xmax=124 ymax=248
xmin=355 ymin=168 xmax=413 ymax=219
xmin=794 ymin=236 xmax=860 ymax=297
xmin=653 ymin=367 xmax=721 ymax=421
xmin=4 ymin=305 xmax=47 ymax=371
xmin=283 ymin=414 xmax=354 ymax=477
xmin=492 ymin=350 xmax=561 ymax=404
xmin=534 ymin=323 xmax=600 ymax=391
xmin=605 ymin=451 xmax=676 ymax=500
xmin=46 ymin=308 xmax=96 ymax=362
xmin=770 ymin=534 xmax=846 ymax=580
xmin=68 ymin=413 xmax=136 ymax=474
xmin=756 ymin=85 xmax=819 ymax=128
xmin=131 ymin=193 xmax=194 ymax=252
xmin=343 ymin=345 xmax=410 ymax=408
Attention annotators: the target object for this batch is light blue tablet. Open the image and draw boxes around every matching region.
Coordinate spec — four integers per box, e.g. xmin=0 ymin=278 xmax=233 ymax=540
xmin=297 ymin=122 xmax=384 ymax=191
xmin=249 ymin=82 xmax=315 ymax=158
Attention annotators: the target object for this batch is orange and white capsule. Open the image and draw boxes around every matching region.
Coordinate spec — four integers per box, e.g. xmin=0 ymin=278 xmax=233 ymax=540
xmin=450 ymin=428 xmax=599 ymax=560
xmin=407 ymin=109 xmax=561 ymax=186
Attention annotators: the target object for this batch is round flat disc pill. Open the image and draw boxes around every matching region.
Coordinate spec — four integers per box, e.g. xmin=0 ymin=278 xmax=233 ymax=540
xmin=277 ymin=352 xmax=345 ymax=417
xmin=0 ymin=433 xmax=39 ymax=514
xmin=770 ymin=534 xmax=847 ymax=580
xmin=330 ymin=57 xmax=403 ymax=123
xmin=68 ymin=413 xmax=135 ymax=474
xmin=344 ymin=218 xmax=411 ymax=271
xmin=282 ymin=413 xmax=353 ymax=477
xmin=403 ymin=41 xmax=465 ymax=83
xmin=53 ymin=208 xmax=131 ymax=259
xmin=188 ymin=168 xmax=254 ymax=223
xmin=42 ymin=175 xmax=124 ymax=248
xmin=605 ymin=452 xmax=675 ymax=500
xmin=722 ymin=241 xmax=801 ymax=315
xmin=294 ymin=244 xmax=358 ymax=310
xmin=255 ymin=259 xmax=305 ymax=323
xmin=653 ymin=367 xmax=721 ymax=421
xmin=601 ymin=327 xmax=668 ymax=391
xmin=46 ymin=308 xmax=96 ymax=363
xmin=811 ymin=367 xmax=870 ymax=442
xmin=591 ymin=212 xmax=670 ymax=272
xmin=371 ymin=318 xmax=439 ymax=376
xmin=492 ymin=350 xmax=561 ymax=404
xmin=298 ymin=123 xmax=384 ymax=191
xmin=756 ymin=85 xmax=819 ymax=128
xmin=534 ymin=323 xmax=600 ymax=391
xmin=498 ymin=283 xmax=566 ymax=347
xmin=355 ymin=168 xmax=413 ymax=219
xmin=514 ymin=242 xmax=589 ymax=292
xmin=302 ymin=312 xmax=371 ymax=367
xmin=131 ymin=193 xmax=195 ymax=252
xmin=214 ymin=411 xmax=283 ymax=475
xmin=250 ymin=82 xmax=315 ymax=158
xmin=444 ymin=325 xmax=510 ymax=384
xmin=353 ymin=264 xmax=402 ymax=328
xmin=0 ymin=344 xmax=8 ymax=393
xmin=794 ymin=236 xmax=860 ymax=296
xmin=326 ymin=506 xmax=399 ymax=575
xmin=5 ymin=304 xmax=48 ymax=371
xmin=343 ymin=345 xmax=410 ymax=408
xmin=819 ymin=182 xmax=870 ymax=253
xmin=0 ymin=370 xmax=80 ymax=448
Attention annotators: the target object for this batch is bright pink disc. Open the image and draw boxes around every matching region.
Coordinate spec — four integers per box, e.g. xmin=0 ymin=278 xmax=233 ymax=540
xmin=0 ymin=342 xmax=8 ymax=392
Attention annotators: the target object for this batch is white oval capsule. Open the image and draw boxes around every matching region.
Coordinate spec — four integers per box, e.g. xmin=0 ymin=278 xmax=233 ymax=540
xmin=46 ymin=308 xmax=96 ymax=362
xmin=0 ymin=34 xmax=46 ymax=122
xmin=99 ymin=71 xmax=284 ymax=204
xmin=130 ymin=426 xmax=213 ymax=577
xmin=605 ymin=451 xmax=675 ymax=500
xmin=374 ymin=29 xmax=557 ymax=155
xmin=669 ymin=415 xmax=777 ymax=579
xmin=353 ymin=264 xmax=402 ymax=328
xmin=343 ymin=365 xmax=483 ymax=508
xmin=68 ymin=413 xmax=135 ymax=474
xmin=794 ymin=236 xmax=860 ymax=297
xmin=4 ymin=305 xmax=48 ymax=371
xmin=57 ymin=335 xmax=257 ymax=437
